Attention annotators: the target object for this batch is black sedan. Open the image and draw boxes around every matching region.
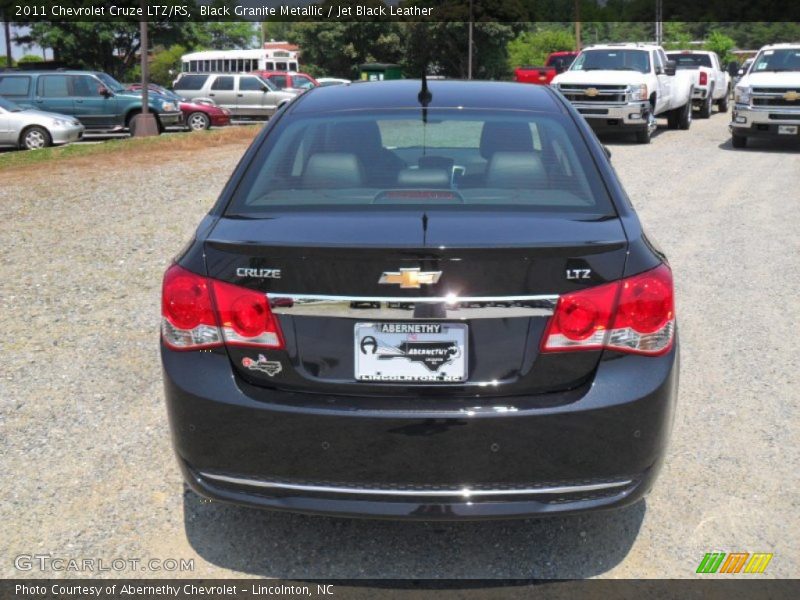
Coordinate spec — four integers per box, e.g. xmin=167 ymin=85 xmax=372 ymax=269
xmin=161 ymin=80 xmax=678 ymax=519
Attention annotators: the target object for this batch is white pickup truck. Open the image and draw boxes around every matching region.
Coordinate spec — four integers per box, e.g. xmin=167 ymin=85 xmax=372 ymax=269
xmin=551 ymin=43 xmax=694 ymax=143
xmin=666 ymin=50 xmax=731 ymax=118
xmin=730 ymin=43 xmax=800 ymax=148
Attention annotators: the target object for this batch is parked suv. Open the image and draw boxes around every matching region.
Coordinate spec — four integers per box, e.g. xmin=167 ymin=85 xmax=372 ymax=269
xmin=0 ymin=70 xmax=182 ymax=132
xmin=173 ymin=73 xmax=296 ymax=118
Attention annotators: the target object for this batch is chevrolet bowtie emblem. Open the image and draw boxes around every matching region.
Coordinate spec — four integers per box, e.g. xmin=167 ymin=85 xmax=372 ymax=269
xmin=379 ymin=268 xmax=442 ymax=289
xmin=783 ymin=90 xmax=799 ymax=102
xmin=585 ymin=87 xmax=600 ymax=97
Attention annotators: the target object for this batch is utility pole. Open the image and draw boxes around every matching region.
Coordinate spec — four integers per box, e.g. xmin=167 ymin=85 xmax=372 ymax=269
xmin=655 ymin=0 xmax=663 ymax=45
xmin=133 ymin=4 xmax=159 ymax=137
xmin=575 ymin=0 xmax=581 ymax=51
xmin=3 ymin=15 xmax=12 ymax=67
xmin=467 ymin=0 xmax=473 ymax=79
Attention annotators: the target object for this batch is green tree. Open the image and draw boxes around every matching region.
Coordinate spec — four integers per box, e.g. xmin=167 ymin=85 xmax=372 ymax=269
xmin=149 ymin=44 xmax=186 ymax=86
xmin=705 ymin=31 xmax=736 ymax=65
xmin=662 ymin=22 xmax=692 ymax=51
xmin=507 ymin=27 xmax=575 ymax=68
xmin=17 ymin=54 xmax=42 ymax=64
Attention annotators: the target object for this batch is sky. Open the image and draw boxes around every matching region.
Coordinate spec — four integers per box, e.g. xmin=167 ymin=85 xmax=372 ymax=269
xmin=1 ymin=24 xmax=46 ymax=61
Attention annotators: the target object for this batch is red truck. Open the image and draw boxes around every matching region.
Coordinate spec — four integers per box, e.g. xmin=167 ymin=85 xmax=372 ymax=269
xmin=514 ymin=51 xmax=578 ymax=85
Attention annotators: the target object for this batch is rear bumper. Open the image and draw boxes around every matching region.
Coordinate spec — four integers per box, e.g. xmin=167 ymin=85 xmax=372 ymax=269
xmin=162 ymin=342 xmax=679 ymax=520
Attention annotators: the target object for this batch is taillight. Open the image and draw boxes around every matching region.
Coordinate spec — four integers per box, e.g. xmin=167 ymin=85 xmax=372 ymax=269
xmin=210 ymin=279 xmax=283 ymax=348
xmin=161 ymin=264 xmax=284 ymax=351
xmin=542 ymin=264 xmax=675 ymax=356
xmin=161 ymin=265 xmax=222 ymax=350
xmin=699 ymin=71 xmax=708 ymax=86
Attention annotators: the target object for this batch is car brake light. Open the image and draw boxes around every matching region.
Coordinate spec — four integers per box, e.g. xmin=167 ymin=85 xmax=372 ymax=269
xmin=542 ymin=264 xmax=675 ymax=356
xmin=161 ymin=264 xmax=284 ymax=351
xmin=210 ymin=279 xmax=284 ymax=348
xmin=161 ymin=265 xmax=222 ymax=350
xmin=699 ymin=71 xmax=708 ymax=86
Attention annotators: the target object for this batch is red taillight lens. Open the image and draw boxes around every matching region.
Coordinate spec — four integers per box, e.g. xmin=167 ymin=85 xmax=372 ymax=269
xmin=161 ymin=264 xmax=284 ymax=350
xmin=699 ymin=71 xmax=708 ymax=85
xmin=161 ymin=265 xmax=222 ymax=350
xmin=210 ymin=279 xmax=284 ymax=348
xmin=542 ymin=281 xmax=619 ymax=351
xmin=542 ymin=265 xmax=675 ymax=356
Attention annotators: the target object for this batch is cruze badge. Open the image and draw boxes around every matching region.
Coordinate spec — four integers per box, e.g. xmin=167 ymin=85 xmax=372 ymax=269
xmin=783 ymin=90 xmax=799 ymax=102
xmin=379 ymin=268 xmax=442 ymax=289
xmin=236 ymin=267 xmax=281 ymax=279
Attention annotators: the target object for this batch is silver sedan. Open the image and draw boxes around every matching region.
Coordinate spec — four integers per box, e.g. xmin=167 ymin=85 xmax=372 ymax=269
xmin=0 ymin=96 xmax=84 ymax=150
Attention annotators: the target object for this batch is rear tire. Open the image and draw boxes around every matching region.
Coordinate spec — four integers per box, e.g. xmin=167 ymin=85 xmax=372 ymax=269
xmin=699 ymin=90 xmax=713 ymax=118
xmin=126 ymin=110 xmax=140 ymax=135
xmin=667 ymin=108 xmax=679 ymax=130
xmin=20 ymin=126 xmax=52 ymax=150
xmin=678 ymin=99 xmax=692 ymax=130
xmin=717 ymin=88 xmax=730 ymax=113
xmin=187 ymin=112 xmax=211 ymax=131
xmin=731 ymin=133 xmax=747 ymax=148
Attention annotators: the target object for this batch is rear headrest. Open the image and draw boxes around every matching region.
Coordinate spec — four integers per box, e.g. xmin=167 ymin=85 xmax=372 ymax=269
xmin=397 ymin=168 xmax=450 ymax=188
xmin=486 ymin=152 xmax=547 ymax=188
xmin=303 ymin=153 xmax=363 ymax=188
xmin=330 ymin=121 xmax=383 ymax=154
xmin=480 ymin=122 xmax=534 ymax=159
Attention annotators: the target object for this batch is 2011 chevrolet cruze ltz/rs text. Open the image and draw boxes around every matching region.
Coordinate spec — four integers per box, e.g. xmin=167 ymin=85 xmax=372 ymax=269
xmin=161 ymin=80 xmax=679 ymax=520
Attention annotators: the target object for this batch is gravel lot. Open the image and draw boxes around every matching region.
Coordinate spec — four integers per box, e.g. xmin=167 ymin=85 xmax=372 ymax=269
xmin=1 ymin=111 xmax=798 ymax=580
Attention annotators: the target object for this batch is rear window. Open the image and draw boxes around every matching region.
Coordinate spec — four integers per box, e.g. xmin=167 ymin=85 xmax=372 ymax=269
xmin=0 ymin=75 xmax=30 ymax=97
xmin=226 ymin=109 xmax=614 ymax=216
xmin=174 ymin=74 xmax=209 ymax=91
xmin=666 ymin=53 xmax=713 ymax=68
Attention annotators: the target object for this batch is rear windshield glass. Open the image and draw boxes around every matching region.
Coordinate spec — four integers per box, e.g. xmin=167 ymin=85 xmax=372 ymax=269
xmin=666 ymin=53 xmax=713 ymax=68
xmin=226 ymin=109 xmax=614 ymax=216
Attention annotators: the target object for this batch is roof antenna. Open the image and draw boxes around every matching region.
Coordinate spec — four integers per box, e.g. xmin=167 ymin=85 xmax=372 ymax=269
xmin=418 ymin=67 xmax=432 ymax=155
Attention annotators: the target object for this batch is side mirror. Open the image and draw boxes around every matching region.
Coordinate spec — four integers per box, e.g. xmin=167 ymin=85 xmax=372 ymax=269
xmin=664 ymin=60 xmax=677 ymax=76
xmin=98 ymin=85 xmax=111 ymax=97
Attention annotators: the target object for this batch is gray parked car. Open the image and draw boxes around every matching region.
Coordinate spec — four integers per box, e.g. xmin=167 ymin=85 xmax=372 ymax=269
xmin=173 ymin=73 xmax=296 ymax=118
xmin=0 ymin=95 xmax=84 ymax=150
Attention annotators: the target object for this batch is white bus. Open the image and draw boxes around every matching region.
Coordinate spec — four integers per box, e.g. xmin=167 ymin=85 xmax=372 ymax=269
xmin=181 ymin=49 xmax=300 ymax=74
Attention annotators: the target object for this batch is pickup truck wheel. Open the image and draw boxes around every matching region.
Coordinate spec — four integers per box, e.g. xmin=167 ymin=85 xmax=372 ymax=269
xmin=731 ymin=133 xmax=747 ymax=148
xmin=125 ymin=110 xmax=140 ymax=135
xmin=19 ymin=126 xmax=52 ymax=150
xmin=699 ymin=92 xmax=713 ymax=119
xmin=635 ymin=125 xmax=651 ymax=144
xmin=717 ymin=89 xmax=730 ymax=113
xmin=678 ymin=100 xmax=692 ymax=130
xmin=667 ymin=108 xmax=679 ymax=130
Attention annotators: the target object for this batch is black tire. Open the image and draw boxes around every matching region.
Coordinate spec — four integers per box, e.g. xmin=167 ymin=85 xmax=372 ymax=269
xmin=717 ymin=88 xmax=730 ymax=113
xmin=186 ymin=111 xmax=211 ymax=131
xmin=699 ymin=89 xmax=713 ymax=119
xmin=635 ymin=125 xmax=651 ymax=144
xmin=731 ymin=133 xmax=747 ymax=148
xmin=667 ymin=108 xmax=679 ymax=130
xmin=678 ymin=99 xmax=692 ymax=130
xmin=126 ymin=110 xmax=141 ymax=135
xmin=19 ymin=125 xmax=52 ymax=150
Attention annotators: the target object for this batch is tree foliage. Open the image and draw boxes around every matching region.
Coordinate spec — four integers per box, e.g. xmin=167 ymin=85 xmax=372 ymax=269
xmin=507 ymin=28 xmax=576 ymax=68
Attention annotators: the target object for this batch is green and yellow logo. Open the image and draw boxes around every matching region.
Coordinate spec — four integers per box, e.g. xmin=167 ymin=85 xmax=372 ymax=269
xmin=696 ymin=552 xmax=773 ymax=574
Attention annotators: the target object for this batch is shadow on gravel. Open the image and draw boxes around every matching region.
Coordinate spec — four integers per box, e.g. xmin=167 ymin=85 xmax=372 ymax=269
xmin=596 ymin=126 xmax=666 ymax=146
xmin=717 ymin=137 xmax=800 ymax=153
xmin=182 ymin=490 xmax=645 ymax=578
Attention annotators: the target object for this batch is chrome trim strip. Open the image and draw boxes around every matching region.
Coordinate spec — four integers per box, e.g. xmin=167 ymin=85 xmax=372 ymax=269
xmin=199 ymin=472 xmax=633 ymax=498
xmin=268 ymin=294 xmax=558 ymax=319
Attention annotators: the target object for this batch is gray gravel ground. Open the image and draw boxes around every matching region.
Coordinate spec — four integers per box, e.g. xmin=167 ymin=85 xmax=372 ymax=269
xmin=1 ymin=111 xmax=798 ymax=579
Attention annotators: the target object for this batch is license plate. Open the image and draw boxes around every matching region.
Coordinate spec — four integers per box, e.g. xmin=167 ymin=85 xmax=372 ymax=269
xmin=778 ymin=125 xmax=798 ymax=135
xmin=354 ymin=322 xmax=467 ymax=383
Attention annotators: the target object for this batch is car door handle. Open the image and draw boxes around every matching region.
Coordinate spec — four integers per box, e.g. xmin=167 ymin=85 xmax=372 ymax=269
xmin=208 ymin=93 xmax=215 ymax=97
xmin=237 ymin=94 xmax=243 ymax=97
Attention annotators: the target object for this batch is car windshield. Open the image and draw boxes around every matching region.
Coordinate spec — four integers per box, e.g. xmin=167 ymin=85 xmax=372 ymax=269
xmin=571 ymin=49 xmax=650 ymax=74
xmin=95 ymin=72 xmax=126 ymax=92
xmin=226 ymin=109 xmax=614 ymax=216
xmin=0 ymin=96 xmax=22 ymax=112
xmin=666 ymin=53 xmax=712 ymax=68
xmin=294 ymin=78 xmax=317 ymax=90
xmin=752 ymin=48 xmax=800 ymax=72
